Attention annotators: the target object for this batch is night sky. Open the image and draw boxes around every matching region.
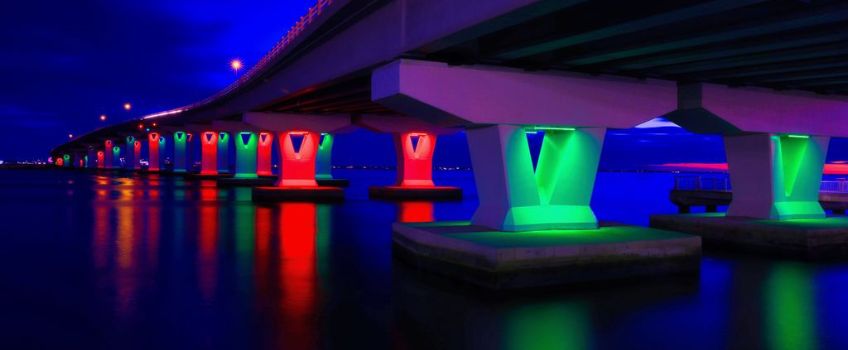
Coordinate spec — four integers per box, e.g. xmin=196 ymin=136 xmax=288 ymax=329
xmin=2 ymin=1 xmax=846 ymax=168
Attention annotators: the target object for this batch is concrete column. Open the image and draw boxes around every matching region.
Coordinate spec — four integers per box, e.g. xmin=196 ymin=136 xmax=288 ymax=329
xmin=316 ymin=133 xmax=334 ymax=180
xmin=257 ymin=132 xmax=274 ymax=176
xmin=86 ymin=148 xmax=97 ymax=169
xmin=467 ymin=125 xmax=605 ymax=231
xmin=234 ymin=131 xmax=258 ymax=179
xmin=200 ymin=131 xmax=218 ymax=175
xmin=173 ymin=131 xmax=189 ymax=173
xmin=103 ymin=140 xmax=115 ymax=169
xmin=111 ymin=145 xmax=122 ymax=169
xmin=132 ymin=140 xmax=142 ymax=170
xmin=97 ymin=150 xmax=105 ymax=169
xmin=725 ymin=133 xmax=828 ymax=220
xmin=218 ymin=132 xmax=230 ymax=173
xmin=148 ymin=132 xmax=161 ymax=171
xmin=62 ymin=154 xmax=71 ymax=168
xmin=125 ymin=136 xmax=136 ymax=169
xmin=277 ymin=131 xmax=319 ymax=187
xmin=394 ymin=132 xmax=436 ymax=187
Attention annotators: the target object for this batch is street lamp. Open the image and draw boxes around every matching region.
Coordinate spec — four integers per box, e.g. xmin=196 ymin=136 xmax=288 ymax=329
xmin=123 ymin=103 xmax=132 ymax=111
xmin=230 ymin=59 xmax=243 ymax=74
xmin=99 ymin=114 xmax=107 ymax=121
xmin=68 ymin=133 xmax=74 ymax=139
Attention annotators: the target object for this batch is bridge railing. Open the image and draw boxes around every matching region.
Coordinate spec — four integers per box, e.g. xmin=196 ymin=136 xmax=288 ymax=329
xmin=675 ymin=175 xmax=848 ymax=193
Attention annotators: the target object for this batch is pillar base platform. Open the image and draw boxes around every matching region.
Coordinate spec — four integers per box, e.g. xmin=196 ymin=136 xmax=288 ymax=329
xmin=217 ymin=177 xmax=276 ymax=187
xmin=316 ymin=178 xmax=350 ymax=187
xmin=650 ymin=213 xmax=848 ymax=260
xmin=393 ymin=221 xmax=701 ymax=289
xmin=369 ymin=186 xmax=462 ymax=200
xmin=252 ymin=186 xmax=344 ymax=203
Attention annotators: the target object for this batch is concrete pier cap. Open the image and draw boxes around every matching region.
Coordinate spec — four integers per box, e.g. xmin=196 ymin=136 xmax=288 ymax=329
xmin=372 ymin=59 xmax=677 ymax=231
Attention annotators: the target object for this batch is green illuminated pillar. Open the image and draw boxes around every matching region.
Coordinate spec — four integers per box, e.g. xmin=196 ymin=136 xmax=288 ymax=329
xmin=316 ymin=133 xmax=334 ymax=180
xmin=725 ymin=133 xmax=828 ymax=220
xmin=467 ymin=125 xmax=604 ymax=231
xmin=62 ymin=154 xmax=71 ymax=168
xmin=112 ymin=146 xmax=121 ymax=168
xmin=234 ymin=131 xmax=258 ymax=179
xmin=218 ymin=132 xmax=230 ymax=173
xmin=173 ymin=131 xmax=188 ymax=173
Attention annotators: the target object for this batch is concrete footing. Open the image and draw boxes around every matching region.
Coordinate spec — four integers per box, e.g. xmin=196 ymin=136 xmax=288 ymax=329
xmin=316 ymin=178 xmax=350 ymax=187
xmin=370 ymin=186 xmax=462 ymax=200
xmin=650 ymin=213 xmax=848 ymax=259
xmin=217 ymin=177 xmax=276 ymax=187
xmin=392 ymin=221 xmax=701 ymax=289
xmin=252 ymin=186 xmax=344 ymax=202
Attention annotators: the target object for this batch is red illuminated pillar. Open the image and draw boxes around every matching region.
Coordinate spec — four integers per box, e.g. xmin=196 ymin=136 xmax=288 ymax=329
xmin=148 ymin=132 xmax=161 ymax=171
xmin=103 ymin=140 xmax=115 ymax=169
xmin=277 ymin=131 xmax=319 ymax=187
xmin=257 ymin=132 xmax=274 ymax=176
xmin=133 ymin=140 xmax=142 ymax=170
xmin=394 ymin=132 xmax=437 ymax=187
xmin=201 ymin=131 xmax=218 ymax=175
xmin=97 ymin=150 xmax=105 ymax=169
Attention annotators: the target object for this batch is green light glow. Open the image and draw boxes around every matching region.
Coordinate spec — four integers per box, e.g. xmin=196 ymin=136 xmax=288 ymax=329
xmin=765 ymin=263 xmax=817 ymax=350
xmin=218 ymin=132 xmax=230 ymax=173
xmin=771 ymin=135 xmax=826 ymax=219
xmin=500 ymin=127 xmax=601 ymax=230
xmin=787 ymin=134 xmax=810 ymax=139
xmin=316 ymin=133 xmax=334 ymax=180
xmin=532 ymin=126 xmax=576 ymax=131
xmin=234 ymin=132 xmax=258 ymax=179
xmin=173 ymin=131 xmax=187 ymax=173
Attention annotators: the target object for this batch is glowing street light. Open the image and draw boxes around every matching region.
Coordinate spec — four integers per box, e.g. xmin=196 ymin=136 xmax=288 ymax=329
xmin=230 ymin=59 xmax=243 ymax=74
xmin=68 ymin=133 xmax=74 ymax=139
xmin=99 ymin=114 xmax=107 ymax=122
xmin=123 ymin=103 xmax=132 ymax=111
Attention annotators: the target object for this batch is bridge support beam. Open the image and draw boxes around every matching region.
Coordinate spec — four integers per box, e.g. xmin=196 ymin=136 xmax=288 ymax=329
xmin=725 ymin=133 xmax=828 ymax=220
xmin=173 ymin=131 xmax=189 ymax=173
xmin=125 ymin=136 xmax=137 ymax=170
xmin=200 ymin=131 xmax=218 ymax=176
xmin=245 ymin=112 xmax=349 ymax=201
xmin=111 ymin=145 xmax=122 ymax=169
xmin=96 ymin=150 xmax=105 ymax=169
xmin=218 ymin=132 xmax=230 ymax=174
xmin=469 ymin=125 xmax=604 ymax=231
xmin=257 ymin=132 xmax=274 ymax=177
xmin=103 ymin=140 xmax=116 ymax=169
xmin=86 ymin=148 xmax=96 ymax=169
xmin=233 ymin=131 xmax=258 ymax=179
xmin=314 ymin=133 xmax=349 ymax=187
xmin=147 ymin=132 xmax=161 ymax=172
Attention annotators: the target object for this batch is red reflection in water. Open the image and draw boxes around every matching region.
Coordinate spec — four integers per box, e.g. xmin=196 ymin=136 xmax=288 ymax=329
xmin=399 ymin=201 xmax=434 ymax=223
xmin=255 ymin=206 xmax=273 ymax=296
xmin=198 ymin=186 xmax=218 ymax=301
xmin=92 ymin=190 xmax=110 ymax=269
xmin=279 ymin=203 xmax=318 ymax=348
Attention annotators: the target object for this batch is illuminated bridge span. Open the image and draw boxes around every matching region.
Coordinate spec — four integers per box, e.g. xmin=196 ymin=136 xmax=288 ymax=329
xmin=54 ymin=0 xmax=848 ymax=230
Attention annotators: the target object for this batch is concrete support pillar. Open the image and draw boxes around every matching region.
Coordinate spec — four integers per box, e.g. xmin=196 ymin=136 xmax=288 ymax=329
xmin=111 ymin=145 xmax=122 ymax=169
xmin=218 ymin=132 xmax=230 ymax=173
xmin=125 ymin=136 xmax=136 ymax=169
xmin=86 ymin=148 xmax=97 ymax=169
xmin=467 ymin=125 xmax=605 ymax=231
xmin=316 ymin=133 xmax=335 ymax=180
xmin=173 ymin=131 xmax=189 ymax=173
xmin=62 ymin=154 xmax=71 ymax=168
xmin=257 ymin=132 xmax=274 ymax=176
xmin=725 ymin=133 xmax=828 ymax=220
xmin=277 ymin=131 xmax=319 ymax=187
xmin=234 ymin=131 xmax=258 ymax=179
xmin=103 ymin=140 xmax=115 ymax=169
xmin=97 ymin=150 xmax=105 ymax=169
xmin=148 ymin=132 xmax=161 ymax=172
xmin=200 ymin=131 xmax=218 ymax=175
xmin=394 ymin=132 xmax=436 ymax=187
xmin=132 ymin=139 xmax=142 ymax=170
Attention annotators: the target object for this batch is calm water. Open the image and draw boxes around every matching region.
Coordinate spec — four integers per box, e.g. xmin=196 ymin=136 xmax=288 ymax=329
xmin=0 ymin=169 xmax=847 ymax=350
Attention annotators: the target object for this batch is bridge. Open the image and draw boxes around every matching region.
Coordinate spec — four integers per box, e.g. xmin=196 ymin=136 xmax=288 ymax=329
xmin=50 ymin=0 xmax=848 ymax=284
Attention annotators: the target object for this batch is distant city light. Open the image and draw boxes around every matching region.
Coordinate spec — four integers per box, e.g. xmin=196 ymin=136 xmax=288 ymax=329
xmin=99 ymin=114 xmax=107 ymax=121
xmin=230 ymin=59 xmax=243 ymax=73
xmin=138 ymin=123 xmax=144 ymax=130
xmin=123 ymin=103 xmax=132 ymax=111
xmin=152 ymin=122 xmax=157 ymax=127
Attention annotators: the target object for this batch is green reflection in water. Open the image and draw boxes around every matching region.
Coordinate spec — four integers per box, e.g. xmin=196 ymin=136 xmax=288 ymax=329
xmin=765 ymin=263 xmax=817 ymax=350
xmin=235 ymin=203 xmax=255 ymax=279
xmin=316 ymin=205 xmax=331 ymax=285
xmin=505 ymin=302 xmax=590 ymax=350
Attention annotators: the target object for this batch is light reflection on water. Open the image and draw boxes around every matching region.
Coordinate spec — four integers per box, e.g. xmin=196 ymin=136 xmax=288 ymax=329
xmin=0 ymin=169 xmax=846 ymax=349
